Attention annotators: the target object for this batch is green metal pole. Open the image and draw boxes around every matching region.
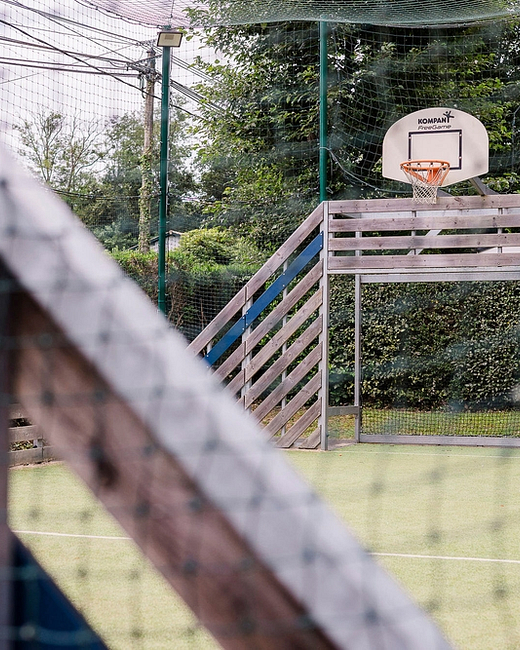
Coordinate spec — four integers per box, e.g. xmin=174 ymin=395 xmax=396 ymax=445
xmin=158 ymin=45 xmax=171 ymax=315
xmin=319 ymin=21 xmax=328 ymax=203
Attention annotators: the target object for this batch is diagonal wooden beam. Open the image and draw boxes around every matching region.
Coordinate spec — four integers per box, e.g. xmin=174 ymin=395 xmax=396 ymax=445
xmin=0 ymin=148 xmax=453 ymax=650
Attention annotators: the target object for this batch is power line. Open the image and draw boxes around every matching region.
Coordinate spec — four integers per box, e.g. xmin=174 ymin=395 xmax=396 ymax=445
xmin=0 ymin=34 xmax=139 ymax=66
xmin=0 ymin=16 xmax=219 ymax=117
xmin=0 ymin=17 xmax=147 ymax=94
xmin=1 ymin=0 xmax=143 ymax=44
xmin=0 ymin=60 xmax=138 ymax=75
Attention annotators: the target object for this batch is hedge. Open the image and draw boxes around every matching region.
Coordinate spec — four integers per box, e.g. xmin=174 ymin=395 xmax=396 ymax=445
xmin=111 ymin=250 xmax=257 ymax=342
xmin=329 ymin=278 xmax=520 ymax=411
xmin=113 ymin=252 xmax=520 ymax=411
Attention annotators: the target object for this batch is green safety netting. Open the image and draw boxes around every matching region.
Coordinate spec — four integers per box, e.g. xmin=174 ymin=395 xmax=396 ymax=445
xmin=82 ymin=0 xmax=520 ymax=27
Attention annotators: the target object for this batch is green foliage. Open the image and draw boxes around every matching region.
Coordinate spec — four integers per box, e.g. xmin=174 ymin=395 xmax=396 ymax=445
xmin=111 ymin=250 xmax=158 ymax=302
xmin=16 ymin=108 xmax=198 ymax=250
xmin=16 ymin=111 xmax=104 ymax=192
xmin=111 ymin=232 xmax=264 ymax=341
xmin=177 ymin=227 xmax=266 ymax=266
xmin=167 ymin=260 xmax=255 ymax=340
xmin=191 ymin=22 xmax=322 ymax=251
xmin=189 ymin=18 xmax=520 ymax=237
xmin=329 ymin=279 xmax=520 ymax=410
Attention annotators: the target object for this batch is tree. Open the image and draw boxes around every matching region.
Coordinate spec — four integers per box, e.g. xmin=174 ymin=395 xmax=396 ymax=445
xmin=16 ymin=110 xmax=104 ymax=195
xmin=99 ymin=107 xmax=198 ymax=248
xmin=189 ymin=18 xmax=520 ymax=251
xmin=15 ymin=106 xmax=199 ymax=251
xmin=138 ymin=48 xmax=158 ymax=253
xmin=190 ymin=22 xmax=322 ymax=251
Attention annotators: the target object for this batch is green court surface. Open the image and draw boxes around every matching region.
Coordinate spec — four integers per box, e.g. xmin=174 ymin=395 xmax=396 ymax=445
xmin=9 ymin=445 xmax=520 ymax=649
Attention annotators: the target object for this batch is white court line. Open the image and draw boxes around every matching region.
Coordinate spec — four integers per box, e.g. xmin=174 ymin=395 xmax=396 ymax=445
xmin=14 ymin=529 xmax=131 ymax=540
xmin=14 ymin=530 xmax=520 ymax=565
xmin=374 ymin=552 xmax=520 ymax=565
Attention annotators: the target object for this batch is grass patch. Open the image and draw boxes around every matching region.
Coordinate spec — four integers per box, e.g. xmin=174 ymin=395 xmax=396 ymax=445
xmin=10 ymin=445 xmax=520 ymax=649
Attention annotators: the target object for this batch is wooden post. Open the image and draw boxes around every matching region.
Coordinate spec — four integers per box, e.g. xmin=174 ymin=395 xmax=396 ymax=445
xmin=240 ymin=296 xmax=253 ymax=409
xmin=354 ymin=273 xmax=362 ymax=443
xmin=319 ymin=202 xmax=330 ymax=449
xmin=0 ymin=267 xmax=11 ymax=650
xmin=0 ymin=152 xmax=457 ymax=647
xmin=138 ymin=48 xmax=157 ymax=253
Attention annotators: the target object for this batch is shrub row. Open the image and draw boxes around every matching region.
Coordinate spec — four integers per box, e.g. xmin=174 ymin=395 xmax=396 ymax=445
xmin=111 ymin=250 xmax=257 ymax=343
xmin=329 ymin=278 xmax=520 ymax=410
xmin=113 ymin=251 xmax=520 ymax=411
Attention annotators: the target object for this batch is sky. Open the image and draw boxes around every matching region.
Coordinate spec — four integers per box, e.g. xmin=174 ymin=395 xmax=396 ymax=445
xmin=0 ymin=0 xmax=213 ymax=152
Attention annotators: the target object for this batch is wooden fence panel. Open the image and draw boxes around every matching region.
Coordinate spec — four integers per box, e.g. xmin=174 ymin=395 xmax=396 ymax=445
xmin=265 ymin=372 xmax=322 ymax=437
xmin=276 ymin=400 xmax=322 ymax=449
xmin=245 ymin=290 xmax=323 ymax=382
xmin=243 ymin=316 xmax=323 ymax=407
xmin=188 ymin=204 xmax=323 ymax=356
xmin=252 ymin=344 xmax=322 ymax=421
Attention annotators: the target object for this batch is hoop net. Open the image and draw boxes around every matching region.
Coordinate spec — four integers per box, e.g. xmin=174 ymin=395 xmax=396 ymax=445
xmin=400 ymin=159 xmax=450 ymax=204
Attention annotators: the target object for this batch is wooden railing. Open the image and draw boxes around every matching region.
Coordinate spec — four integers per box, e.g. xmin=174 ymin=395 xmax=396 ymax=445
xmin=190 ymin=194 xmax=520 ymax=450
xmin=8 ymin=406 xmax=53 ymax=466
xmin=327 ymin=195 xmax=520 ymax=281
xmin=189 ymin=204 xmax=327 ymax=448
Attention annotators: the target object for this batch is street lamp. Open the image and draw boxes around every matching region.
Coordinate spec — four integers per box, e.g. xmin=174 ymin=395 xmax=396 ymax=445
xmin=157 ymin=30 xmax=183 ymax=48
xmin=156 ymin=28 xmax=183 ymax=315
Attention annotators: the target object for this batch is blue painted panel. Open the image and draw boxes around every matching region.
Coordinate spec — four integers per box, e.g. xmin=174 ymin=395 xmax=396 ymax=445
xmin=205 ymin=232 xmax=323 ymax=366
xmin=12 ymin=535 xmax=108 ymax=648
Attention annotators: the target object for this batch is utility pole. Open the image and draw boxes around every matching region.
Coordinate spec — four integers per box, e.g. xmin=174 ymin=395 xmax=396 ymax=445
xmin=138 ymin=48 xmax=158 ymax=253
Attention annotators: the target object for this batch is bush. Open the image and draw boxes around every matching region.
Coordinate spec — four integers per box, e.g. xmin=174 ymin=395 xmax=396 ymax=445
xmin=111 ymin=231 xmax=263 ymax=342
xmin=329 ymin=279 xmax=520 ymax=410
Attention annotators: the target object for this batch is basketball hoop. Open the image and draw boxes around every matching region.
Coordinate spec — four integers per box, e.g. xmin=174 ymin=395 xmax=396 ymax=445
xmin=400 ymin=159 xmax=450 ymax=204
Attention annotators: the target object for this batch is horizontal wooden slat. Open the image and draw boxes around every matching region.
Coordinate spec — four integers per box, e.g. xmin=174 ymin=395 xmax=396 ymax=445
xmin=188 ymin=204 xmax=323 ymax=356
xmin=359 ymin=270 xmax=520 ymax=283
xmin=328 ymin=406 xmax=360 ymax=417
xmin=265 ymin=371 xmax=322 ymax=437
xmin=245 ymin=316 xmax=323 ymax=406
xmin=329 ymin=232 xmax=520 ymax=252
xmin=276 ymin=400 xmax=322 ymax=449
xmin=245 ymin=261 xmax=323 ymax=356
xmin=250 ymin=344 xmax=322 ymax=416
xmin=328 ymin=194 xmax=520 ymax=216
xmin=9 ymin=425 xmax=41 ymax=443
xmin=245 ymin=290 xmax=322 ymax=382
xmin=331 ymin=208 xmax=513 ymax=222
xmin=329 ymin=213 xmax=520 ymax=233
xmin=8 ymin=446 xmax=54 ymax=466
xmin=328 ymin=253 xmax=520 ymax=271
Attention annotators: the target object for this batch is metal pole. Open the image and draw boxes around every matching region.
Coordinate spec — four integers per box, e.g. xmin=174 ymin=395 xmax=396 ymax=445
xmin=319 ymin=21 xmax=328 ymax=204
xmin=158 ymin=45 xmax=171 ymax=315
xmin=319 ymin=202 xmax=330 ymax=450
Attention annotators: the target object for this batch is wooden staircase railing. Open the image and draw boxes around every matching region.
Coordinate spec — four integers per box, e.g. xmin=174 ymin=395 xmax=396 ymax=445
xmin=188 ymin=204 xmax=327 ymax=448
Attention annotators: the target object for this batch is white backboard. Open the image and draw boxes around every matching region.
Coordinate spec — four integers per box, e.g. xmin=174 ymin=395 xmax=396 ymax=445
xmin=382 ymin=108 xmax=489 ymax=186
